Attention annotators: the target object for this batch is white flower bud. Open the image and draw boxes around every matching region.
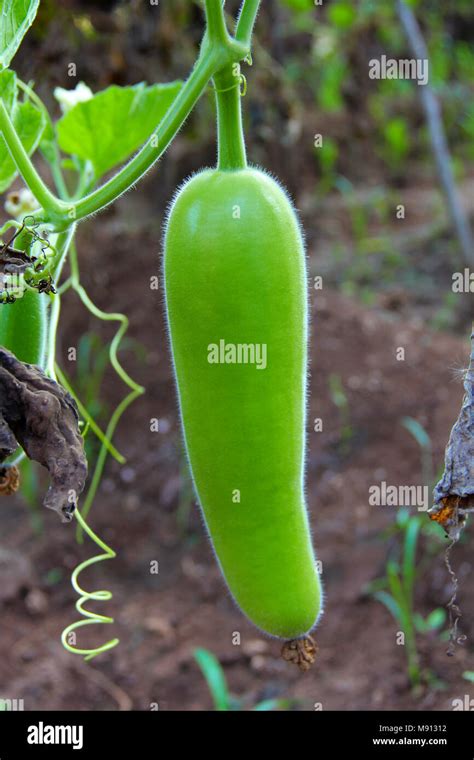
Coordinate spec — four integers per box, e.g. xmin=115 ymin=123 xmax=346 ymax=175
xmin=54 ymin=82 xmax=93 ymax=113
xmin=5 ymin=188 xmax=38 ymax=218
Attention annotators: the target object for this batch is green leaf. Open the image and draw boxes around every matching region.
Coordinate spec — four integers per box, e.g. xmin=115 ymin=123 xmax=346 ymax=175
xmin=365 ymin=576 xmax=389 ymax=595
xmin=463 ymin=671 xmax=474 ymax=683
xmin=0 ymin=99 xmax=45 ymax=192
xmin=60 ymin=158 xmax=77 ymax=171
xmin=402 ymin=516 xmax=420 ymax=604
xmin=0 ymin=69 xmax=46 ymax=192
xmin=402 ymin=417 xmax=431 ymax=451
xmin=0 ymin=0 xmax=40 ymax=70
xmin=424 ymin=608 xmax=446 ymax=631
xmin=39 ymin=117 xmax=61 ymax=168
xmin=328 ymin=1 xmax=357 ymax=29
xmin=0 ymin=69 xmax=17 ymax=111
xmin=413 ymin=612 xmax=428 ymax=633
xmin=318 ymin=55 xmax=348 ymax=113
xmin=328 ymin=373 xmax=347 ymax=408
xmin=57 ymin=81 xmax=182 ymax=179
xmin=280 ymin=0 xmax=314 ymax=10
xmin=254 ymin=699 xmax=290 ymax=711
xmin=194 ymin=648 xmax=230 ymax=711
xmin=396 ymin=507 xmax=410 ymax=528
xmin=374 ymin=590 xmax=403 ymax=624
xmin=386 ymin=561 xmax=404 ymax=602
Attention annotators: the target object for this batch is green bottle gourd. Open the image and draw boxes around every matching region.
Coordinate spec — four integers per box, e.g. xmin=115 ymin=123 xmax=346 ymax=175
xmin=0 ymin=289 xmax=47 ymax=366
xmin=164 ymin=167 xmax=322 ymax=639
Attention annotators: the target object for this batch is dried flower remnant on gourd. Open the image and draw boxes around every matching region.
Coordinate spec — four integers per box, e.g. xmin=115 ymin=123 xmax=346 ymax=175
xmin=281 ymin=636 xmax=318 ymax=672
xmin=0 ymin=348 xmax=87 ymax=522
xmin=0 ymin=465 xmax=20 ymax=495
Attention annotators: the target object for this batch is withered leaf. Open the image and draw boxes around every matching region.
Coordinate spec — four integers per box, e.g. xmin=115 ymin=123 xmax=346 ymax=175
xmin=0 ymin=411 xmax=17 ymax=460
xmin=0 ymin=247 xmax=32 ymax=276
xmin=431 ymin=330 xmax=474 ymax=533
xmin=0 ymin=347 xmax=87 ymax=522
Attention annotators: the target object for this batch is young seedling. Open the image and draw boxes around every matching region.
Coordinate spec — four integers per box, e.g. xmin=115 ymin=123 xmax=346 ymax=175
xmin=194 ymin=648 xmax=291 ymax=711
xmin=367 ymin=508 xmax=446 ymax=690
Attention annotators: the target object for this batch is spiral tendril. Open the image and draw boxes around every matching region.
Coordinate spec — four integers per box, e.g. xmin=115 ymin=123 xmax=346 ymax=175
xmin=61 ymin=508 xmax=119 ymax=661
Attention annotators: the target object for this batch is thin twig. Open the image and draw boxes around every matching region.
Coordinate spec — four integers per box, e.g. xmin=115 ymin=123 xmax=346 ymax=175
xmin=444 ymin=538 xmax=466 ymax=656
xmin=397 ymin=0 xmax=474 ymax=266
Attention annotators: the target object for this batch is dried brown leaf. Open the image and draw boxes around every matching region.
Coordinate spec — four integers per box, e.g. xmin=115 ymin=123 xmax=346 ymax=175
xmin=0 ymin=347 xmax=87 ymax=522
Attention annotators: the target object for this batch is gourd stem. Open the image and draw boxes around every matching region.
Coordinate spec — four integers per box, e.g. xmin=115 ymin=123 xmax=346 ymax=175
xmin=214 ymin=65 xmax=247 ymax=171
xmin=205 ymin=0 xmax=229 ymax=46
xmin=235 ymin=0 xmax=261 ymax=48
xmin=0 ymin=100 xmax=64 ymax=221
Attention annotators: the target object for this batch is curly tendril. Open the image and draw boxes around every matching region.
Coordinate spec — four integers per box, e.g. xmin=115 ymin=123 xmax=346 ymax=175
xmin=47 ymin=242 xmax=145 ymax=545
xmin=212 ymin=72 xmax=247 ymax=97
xmin=61 ymin=508 xmax=119 ymax=661
xmin=41 ymin=236 xmax=144 ymax=656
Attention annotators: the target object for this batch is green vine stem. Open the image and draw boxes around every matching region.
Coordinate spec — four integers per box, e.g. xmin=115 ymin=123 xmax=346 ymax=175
xmin=235 ymin=0 xmax=261 ymax=46
xmin=56 ymin=365 xmax=125 ymax=465
xmin=0 ymin=0 xmax=258 ymax=227
xmin=0 ymin=99 xmax=64 ymax=221
xmin=214 ymin=63 xmax=247 ymax=171
xmin=61 ymin=507 xmax=119 ymax=661
xmin=67 ymin=48 xmax=222 ymax=223
xmin=17 ymin=79 xmax=70 ymax=201
xmin=66 ymin=243 xmax=145 ymax=541
xmin=204 ymin=0 xmax=230 ymax=46
xmin=74 ymin=378 xmax=143 ymax=541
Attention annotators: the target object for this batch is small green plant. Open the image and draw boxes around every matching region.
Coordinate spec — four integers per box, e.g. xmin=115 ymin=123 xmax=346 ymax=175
xmin=382 ymin=117 xmax=410 ymax=169
xmin=367 ymin=509 xmax=446 ymax=689
xmin=194 ymin=648 xmax=291 ymax=711
xmin=368 ymin=418 xmax=446 ymax=689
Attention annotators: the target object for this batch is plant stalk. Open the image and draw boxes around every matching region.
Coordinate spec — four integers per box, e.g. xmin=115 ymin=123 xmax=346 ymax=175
xmin=214 ymin=65 xmax=247 ymax=171
xmin=0 ymin=1 xmax=256 ymax=227
xmin=0 ymin=100 xmax=64 ymax=221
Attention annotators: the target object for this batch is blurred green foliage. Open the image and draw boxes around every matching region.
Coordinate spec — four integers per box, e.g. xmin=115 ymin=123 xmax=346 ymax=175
xmin=194 ymin=647 xmax=291 ymax=711
xmin=277 ymin=0 xmax=474 ymax=190
xmin=367 ymin=508 xmax=447 ymax=691
xmin=275 ymin=0 xmax=473 ymax=318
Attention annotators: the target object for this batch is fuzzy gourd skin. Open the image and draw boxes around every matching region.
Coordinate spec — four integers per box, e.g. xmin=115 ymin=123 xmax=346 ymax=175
xmin=0 ymin=290 xmax=47 ymax=366
xmin=164 ymin=167 xmax=322 ymax=639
